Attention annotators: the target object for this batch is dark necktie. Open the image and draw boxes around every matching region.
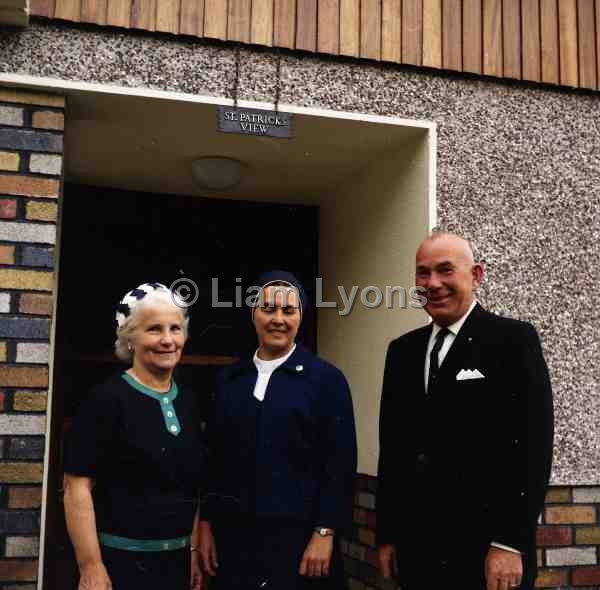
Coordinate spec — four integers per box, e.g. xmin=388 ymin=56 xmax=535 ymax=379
xmin=428 ymin=327 xmax=450 ymax=390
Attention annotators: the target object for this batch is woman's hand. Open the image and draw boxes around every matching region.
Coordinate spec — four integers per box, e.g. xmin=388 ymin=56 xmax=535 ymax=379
xmin=299 ymin=533 xmax=334 ymax=577
xmin=190 ymin=551 xmax=203 ymax=590
xmin=63 ymin=475 xmax=109 ymax=590
xmin=198 ymin=521 xmax=219 ymax=576
xmin=78 ymin=562 xmax=111 ymax=590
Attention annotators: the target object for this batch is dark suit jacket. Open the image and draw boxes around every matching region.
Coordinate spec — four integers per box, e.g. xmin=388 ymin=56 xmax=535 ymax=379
xmin=376 ymin=304 xmax=554 ymax=588
xmin=203 ymin=344 xmax=357 ymax=534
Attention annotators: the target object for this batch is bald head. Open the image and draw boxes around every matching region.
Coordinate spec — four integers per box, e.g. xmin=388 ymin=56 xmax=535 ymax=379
xmin=416 ymin=232 xmax=475 ymax=266
xmin=415 ymin=232 xmax=484 ymax=327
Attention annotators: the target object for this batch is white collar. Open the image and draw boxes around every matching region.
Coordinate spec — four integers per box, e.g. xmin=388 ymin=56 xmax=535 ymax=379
xmin=431 ymin=300 xmax=477 ymax=339
xmin=253 ymin=344 xmax=296 ymax=374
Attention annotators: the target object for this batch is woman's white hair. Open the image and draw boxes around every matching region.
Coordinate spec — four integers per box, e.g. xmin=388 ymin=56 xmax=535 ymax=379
xmin=114 ymin=289 xmax=190 ymax=363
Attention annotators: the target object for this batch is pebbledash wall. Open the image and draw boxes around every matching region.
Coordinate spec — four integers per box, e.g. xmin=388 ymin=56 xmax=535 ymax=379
xmin=0 ymin=19 xmax=600 ymax=590
xmin=0 ymin=85 xmax=63 ymax=587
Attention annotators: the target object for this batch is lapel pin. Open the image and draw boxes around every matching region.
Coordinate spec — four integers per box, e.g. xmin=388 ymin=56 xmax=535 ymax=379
xmin=296 ymin=365 xmax=303 ymax=372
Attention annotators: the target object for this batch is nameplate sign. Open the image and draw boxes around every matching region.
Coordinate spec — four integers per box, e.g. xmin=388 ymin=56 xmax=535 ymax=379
xmin=217 ymin=106 xmax=293 ymax=139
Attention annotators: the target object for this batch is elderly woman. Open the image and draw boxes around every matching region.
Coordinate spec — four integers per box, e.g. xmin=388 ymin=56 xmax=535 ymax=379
xmin=199 ymin=270 xmax=357 ymax=590
xmin=63 ymin=282 xmax=204 ymax=590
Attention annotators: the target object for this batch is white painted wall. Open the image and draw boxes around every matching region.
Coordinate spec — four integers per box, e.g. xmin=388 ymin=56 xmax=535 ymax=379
xmin=318 ymin=133 xmax=433 ymax=475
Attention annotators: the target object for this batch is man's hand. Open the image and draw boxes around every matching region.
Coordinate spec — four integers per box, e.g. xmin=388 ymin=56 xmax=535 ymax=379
xmin=485 ymin=546 xmax=523 ymax=590
xmin=377 ymin=544 xmax=398 ymax=579
xmin=198 ymin=521 xmax=218 ymax=577
xmin=299 ymin=533 xmax=334 ymax=577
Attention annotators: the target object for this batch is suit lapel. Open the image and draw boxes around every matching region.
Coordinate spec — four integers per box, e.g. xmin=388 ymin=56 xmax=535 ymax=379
xmin=412 ymin=324 xmax=433 ymax=396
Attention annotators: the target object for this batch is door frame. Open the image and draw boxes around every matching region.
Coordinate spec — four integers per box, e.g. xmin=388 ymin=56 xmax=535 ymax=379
xmin=0 ymin=72 xmax=436 ymax=590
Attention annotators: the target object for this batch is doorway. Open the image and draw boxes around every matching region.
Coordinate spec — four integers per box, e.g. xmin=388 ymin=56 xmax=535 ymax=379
xmin=26 ymin=83 xmax=435 ymax=589
xmin=43 ymin=183 xmax=319 ymax=590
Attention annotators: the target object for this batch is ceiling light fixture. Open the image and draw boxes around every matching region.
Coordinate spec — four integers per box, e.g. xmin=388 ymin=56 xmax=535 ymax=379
xmin=191 ymin=157 xmax=244 ymax=190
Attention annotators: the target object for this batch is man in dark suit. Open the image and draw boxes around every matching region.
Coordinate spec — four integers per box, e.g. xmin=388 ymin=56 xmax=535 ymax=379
xmin=376 ymin=232 xmax=553 ymax=590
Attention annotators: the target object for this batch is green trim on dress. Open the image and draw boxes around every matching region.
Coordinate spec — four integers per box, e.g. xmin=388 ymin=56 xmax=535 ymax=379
xmin=121 ymin=372 xmax=182 ymax=436
xmin=99 ymin=532 xmax=190 ymax=552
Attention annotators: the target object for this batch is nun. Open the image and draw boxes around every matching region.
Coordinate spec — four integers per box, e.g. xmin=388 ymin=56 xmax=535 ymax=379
xmin=198 ymin=270 xmax=357 ymax=590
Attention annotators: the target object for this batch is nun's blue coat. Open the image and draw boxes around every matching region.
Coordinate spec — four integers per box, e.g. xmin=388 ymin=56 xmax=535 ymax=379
xmin=204 ymin=344 xmax=357 ymax=533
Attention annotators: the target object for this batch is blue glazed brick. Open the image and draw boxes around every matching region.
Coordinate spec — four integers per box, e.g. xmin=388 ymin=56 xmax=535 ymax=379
xmin=21 ymin=246 xmax=54 ymax=269
xmin=9 ymin=437 xmax=45 ymax=460
xmin=0 ymin=128 xmax=63 ymax=153
xmin=0 ymin=509 xmax=40 ymax=534
xmin=0 ymin=317 xmax=50 ymax=339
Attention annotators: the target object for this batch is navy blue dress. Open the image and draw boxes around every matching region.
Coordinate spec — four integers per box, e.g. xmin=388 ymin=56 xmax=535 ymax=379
xmin=65 ymin=373 xmax=206 ymax=590
xmin=203 ymin=345 xmax=357 ymax=590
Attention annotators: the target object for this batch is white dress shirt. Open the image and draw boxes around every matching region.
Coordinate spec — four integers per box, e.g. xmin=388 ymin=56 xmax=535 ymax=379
xmin=252 ymin=344 xmax=296 ymax=401
xmin=424 ymin=300 xmax=477 ymax=392
xmin=423 ymin=300 xmax=520 ymax=555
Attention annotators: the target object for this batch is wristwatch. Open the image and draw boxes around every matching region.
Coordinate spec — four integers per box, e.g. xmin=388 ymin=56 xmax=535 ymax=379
xmin=314 ymin=527 xmax=335 ymax=537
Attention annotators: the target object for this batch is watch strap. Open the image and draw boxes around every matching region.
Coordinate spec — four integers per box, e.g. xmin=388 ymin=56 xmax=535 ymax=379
xmin=314 ymin=527 xmax=335 ymax=537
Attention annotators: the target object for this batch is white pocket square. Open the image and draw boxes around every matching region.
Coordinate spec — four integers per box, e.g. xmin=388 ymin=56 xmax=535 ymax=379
xmin=456 ymin=368 xmax=485 ymax=381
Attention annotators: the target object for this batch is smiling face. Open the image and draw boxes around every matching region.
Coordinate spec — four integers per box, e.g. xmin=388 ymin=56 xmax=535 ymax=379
xmin=253 ymin=285 xmax=301 ymax=360
xmin=415 ymin=234 xmax=484 ymax=327
xmin=130 ymin=303 xmax=186 ymax=376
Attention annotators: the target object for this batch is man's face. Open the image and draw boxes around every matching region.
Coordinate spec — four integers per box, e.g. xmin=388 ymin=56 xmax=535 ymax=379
xmin=415 ymin=236 xmax=483 ymax=327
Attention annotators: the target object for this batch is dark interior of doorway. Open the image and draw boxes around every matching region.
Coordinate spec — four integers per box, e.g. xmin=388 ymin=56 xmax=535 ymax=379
xmin=43 ymin=183 xmax=319 ymax=590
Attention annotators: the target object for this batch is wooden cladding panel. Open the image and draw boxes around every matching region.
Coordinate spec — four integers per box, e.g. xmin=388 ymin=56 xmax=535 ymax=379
xmin=558 ymin=0 xmax=578 ymax=87
xmin=340 ymin=0 xmax=360 ymax=56
xmin=318 ymin=0 xmax=340 ymax=54
xmin=179 ymin=0 xmax=204 ymax=36
xmin=483 ymin=0 xmax=502 ymax=76
xmin=462 ymin=0 xmax=482 ymax=73
xmin=157 ymin=0 xmax=180 ymax=32
xmin=578 ymin=0 xmax=597 ymax=89
xmin=252 ymin=0 xmax=274 ymax=46
xmin=81 ymin=0 xmax=106 ymax=23
xmin=296 ymin=0 xmax=318 ymax=52
xmin=54 ymin=0 xmax=80 ymax=20
xmin=106 ymin=0 xmax=132 ymax=27
xmin=502 ymin=0 xmax=521 ymax=79
xmin=443 ymin=0 xmax=462 ymax=71
xmin=131 ymin=0 xmax=155 ymax=30
xmin=31 ymin=0 xmax=56 ymax=18
xmin=204 ymin=0 xmax=227 ymax=39
xmin=540 ymin=0 xmax=559 ymax=84
xmin=228 ymin=0 xmax=251 ymax=42
xmin=274 ymin=0 xmax=296 ymax=48
xmin=31 ymin=0 xmax=600 ymax=92
xmin=382 ymin=0 xmax=402 ymax=62
xmin=403 ymin=0 xmax=424 ymax=66
xmin=423 ymin=0 xmax=442 ymax=68
xmin=361 ymin=0 xmax=382 ymax=60
xmin=597 ymin=0 xmax=600 ymax=90
xmin=521 ymin=0 xmax=541 ymax=82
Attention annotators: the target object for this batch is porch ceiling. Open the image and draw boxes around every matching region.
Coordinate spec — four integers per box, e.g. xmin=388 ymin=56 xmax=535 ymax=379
xmin=64 ymin=90 xmax=425 ymax=204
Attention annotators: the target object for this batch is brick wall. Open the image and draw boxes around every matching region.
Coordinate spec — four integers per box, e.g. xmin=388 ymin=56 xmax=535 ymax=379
xmin=0 ymin=86 xmax=64 ymax=588
xmin=345 ymin=476 xmax=600 ymax=590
